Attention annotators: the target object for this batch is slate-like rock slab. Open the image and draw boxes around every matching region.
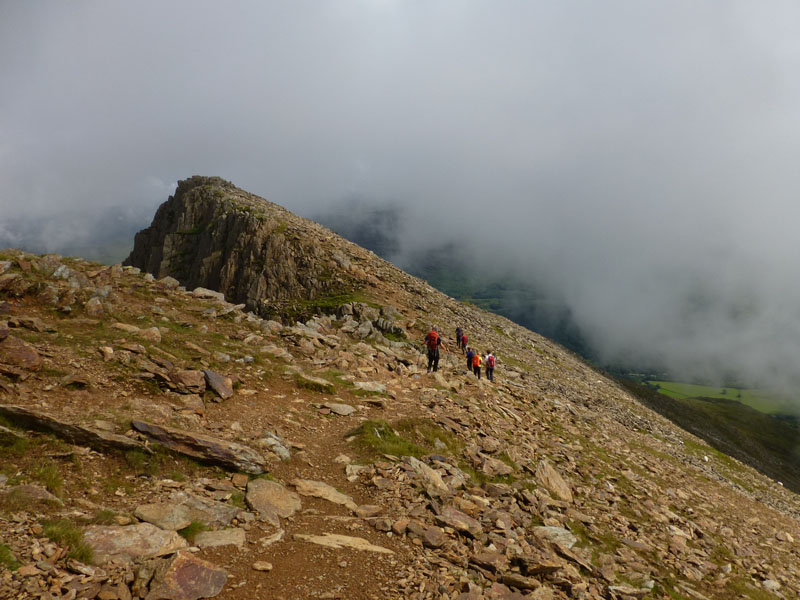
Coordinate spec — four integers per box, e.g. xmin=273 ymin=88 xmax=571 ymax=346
xmin=292 ymin=479 xmax=357 ymax=511
xmin=172 ymin=370 xmax=206 ymax=394
xmin=353 ymin=381 xmax=386 ymax=394
xmin=246 ymin=479 xmax=301 ymax=524
xmin=535 ymin=460 xmax=573 ymax=503
xmin=202 ymin=369 xmax=233 ymax=400
xmin=168 ymin=491 xmax=241 ymax=528
xmin=84 ymin=523 xmax=187 ymax=563
xmin=0 ymin=335 xmax=42 ymax=371
xmin=323 ymin=402 xmax=355 ymax=416
xmin=532 ymin=526 xmax=578 ymax=549
xmin=131 ymin=420 xmax=266 ymax=474
xmin=194 ymin=528 xmax=246 ymax=549
xmin=0 ymin=404 xmax=147 ymax=453
xmin=145 ymin=551 xmax=227 ymax=600
xmin=435 ymin=505 xmax=483 ymax=537
xmin=134 ymin=503 xmax=193 ymax=531
xmin=294 ymin=533 xmax=393 ymax=554
xmin=405 ymin=456 xmax=450 ymax=497
xmin=0 ymin=484 xmax=63 ymax=508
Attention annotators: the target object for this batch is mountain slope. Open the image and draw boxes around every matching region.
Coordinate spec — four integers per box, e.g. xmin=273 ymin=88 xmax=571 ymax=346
xmin=0 ymin=179 xmax=798 ymax=599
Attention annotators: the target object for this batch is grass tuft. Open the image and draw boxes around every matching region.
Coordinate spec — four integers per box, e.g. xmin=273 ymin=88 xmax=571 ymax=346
xmin=0 ymin=544 xmax=21 ymax=571
xmin=42 ymin=519 xmax=93 ymax=564
xmin=177 ymin=520 xmax=209 ymax=543
xmin=35 ymin=461 xmax=63 ymax=498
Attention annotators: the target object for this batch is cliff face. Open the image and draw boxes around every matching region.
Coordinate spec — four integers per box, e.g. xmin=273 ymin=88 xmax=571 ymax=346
xmin=125 ymin=176 xmax=357 ymax=314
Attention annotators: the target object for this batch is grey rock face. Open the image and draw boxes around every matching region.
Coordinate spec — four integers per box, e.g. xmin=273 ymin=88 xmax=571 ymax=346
xmin=124 ymin=176 xmax=357 ymax=317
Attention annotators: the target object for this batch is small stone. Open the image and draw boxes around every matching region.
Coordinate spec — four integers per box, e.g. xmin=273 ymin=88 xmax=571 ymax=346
xmin=203 ymin=369 xmax=233 ymax=400
xmin=423 ymin=526 xmax=445 ymax=548
xmin=231 ymin=473 xmax=249 ymax=489
xmin=252 ymin=561 xmax=273 ymax=572
xmin=139 ymin=327 xmax=162 ymax=343
xmin=355 ymin=505 xmax=383 ymax=518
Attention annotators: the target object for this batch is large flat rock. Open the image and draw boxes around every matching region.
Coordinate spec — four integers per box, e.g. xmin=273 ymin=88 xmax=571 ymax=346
xmin=246 ymin=479 xmax=301 ymax=524
xmin=131 ymin=420 xmax=267 ymax=474
xmin=292 ymin=479 xmax=357 ymax=511
xmin=84 ymin=523 xmax=187 ymax=563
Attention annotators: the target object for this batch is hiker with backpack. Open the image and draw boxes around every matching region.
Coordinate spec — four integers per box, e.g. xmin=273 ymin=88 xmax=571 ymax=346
xmin=465 ymin=347 xmax=474 ymax=372
xmin=461 ymin=332 xmax=468 ymax=354
xmin=423 ymin=327 xmax=446 ymax=373
xmin=485 ymin=351 xmax=496 ymax=382
xmin=472 ymin=351 xmax=482 ymax=379
xmin=455 ymin=327 xmax=463 ymax=350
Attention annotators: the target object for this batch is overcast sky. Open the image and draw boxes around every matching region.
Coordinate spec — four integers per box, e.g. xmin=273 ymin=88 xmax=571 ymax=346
xmin=3 ymin=1 xmax=800 ymax=388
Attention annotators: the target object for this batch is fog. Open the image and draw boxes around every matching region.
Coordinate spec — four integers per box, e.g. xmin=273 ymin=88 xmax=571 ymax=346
xmin=3 ymin=1 xmax=800 ymax=388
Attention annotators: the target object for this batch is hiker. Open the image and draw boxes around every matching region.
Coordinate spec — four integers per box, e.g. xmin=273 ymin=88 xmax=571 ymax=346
xmin=465 ymin=347 xmax=474 ymax=372
xmin=423 ymin=327 xmax=446 ymax=373
xmin=472 ymin=351 xmax=482 ymax=379
xmin=461 ymin=332 xmax=468 ymax=353
xmin=455 ymin=327 xmax=463 ymax=350
xmin=485 ymin=351 xmax=496 ymax=382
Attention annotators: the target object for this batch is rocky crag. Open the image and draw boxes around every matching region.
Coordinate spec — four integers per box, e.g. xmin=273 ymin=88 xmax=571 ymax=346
xmin=0 ymin=178 xmax=799 ymax=599
xmin=124 ymin=176 xmax=362 ymax=318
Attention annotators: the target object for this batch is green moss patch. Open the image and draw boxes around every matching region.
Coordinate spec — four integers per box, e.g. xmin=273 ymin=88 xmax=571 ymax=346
xmin=348 ymin=418 xmax=463 ymax=459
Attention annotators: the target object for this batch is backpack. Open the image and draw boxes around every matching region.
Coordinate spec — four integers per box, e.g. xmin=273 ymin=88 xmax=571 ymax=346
xmin=472 ymin=354 xmax=481 ymax=367
xmin=487 ymin=355 xmax=496 ymax=368
xmin=426 ymin=330 xmax=439 ymax=350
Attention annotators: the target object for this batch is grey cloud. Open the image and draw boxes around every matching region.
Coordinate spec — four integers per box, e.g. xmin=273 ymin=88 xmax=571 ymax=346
xmin=3 ymin=1 xmax=800 ymax=389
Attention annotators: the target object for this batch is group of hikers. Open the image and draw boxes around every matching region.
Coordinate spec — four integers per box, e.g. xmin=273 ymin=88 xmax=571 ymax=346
xmin=422 ymin=326 xmax=496 ymax=382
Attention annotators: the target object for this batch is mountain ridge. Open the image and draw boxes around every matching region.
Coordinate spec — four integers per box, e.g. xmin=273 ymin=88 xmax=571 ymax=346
xmin=0 ymin=178 xmax=798 ymax=599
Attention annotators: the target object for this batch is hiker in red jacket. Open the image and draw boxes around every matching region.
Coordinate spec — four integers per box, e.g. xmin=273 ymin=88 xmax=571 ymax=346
xmin=461 ymin=332 xmax=468 ymax=354
xmin=423 ymin=327 xmax=446 ymax=373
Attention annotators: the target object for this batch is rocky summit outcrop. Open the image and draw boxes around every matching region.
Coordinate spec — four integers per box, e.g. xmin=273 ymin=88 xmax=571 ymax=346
xmin=124 ymin=176 xmax=360 ymax=316
xmin=2 ymin=181 xmax=800 ymax=599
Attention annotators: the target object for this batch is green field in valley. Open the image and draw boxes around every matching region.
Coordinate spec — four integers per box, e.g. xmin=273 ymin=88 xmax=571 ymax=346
xmin=647 ymin=380 xmax=799 ymax=415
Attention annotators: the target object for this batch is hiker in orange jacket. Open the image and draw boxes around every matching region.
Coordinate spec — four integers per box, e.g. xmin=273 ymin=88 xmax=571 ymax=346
xmin=472 ymin=352 xmax=482 ymax=379
xmin=423 ymin=327 xmax=447 ymax=373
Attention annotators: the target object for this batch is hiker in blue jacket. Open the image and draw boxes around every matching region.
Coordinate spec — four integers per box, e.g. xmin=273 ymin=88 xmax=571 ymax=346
xmin=465 ymin=347 xmax=474 ymax=372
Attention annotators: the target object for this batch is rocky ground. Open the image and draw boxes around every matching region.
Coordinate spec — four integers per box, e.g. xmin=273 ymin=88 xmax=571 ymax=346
xmin=1 ymin=245 xmax=800 ymax=600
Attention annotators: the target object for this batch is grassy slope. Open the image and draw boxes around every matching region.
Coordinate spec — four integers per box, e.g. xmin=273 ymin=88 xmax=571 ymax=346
xmin=618 ymin=377 xmax=800 ymax=493
xmin=649 ymin=380 xmax=799 ymax=415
